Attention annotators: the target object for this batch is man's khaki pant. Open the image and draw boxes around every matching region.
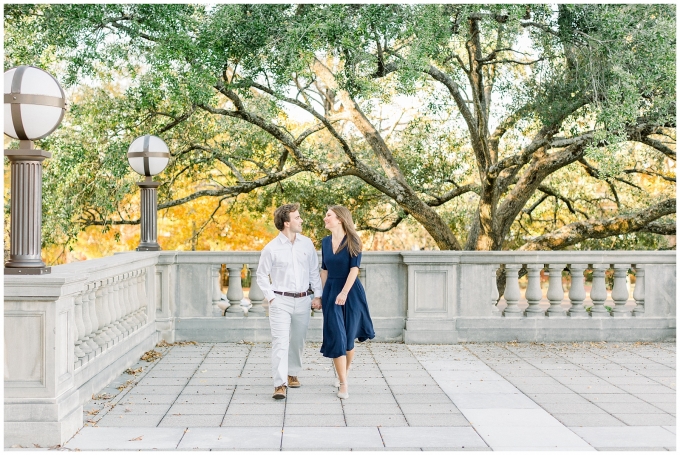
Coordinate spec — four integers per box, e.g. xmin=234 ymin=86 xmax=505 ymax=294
xmin=269 ymin=294 xmax=311 ymax=387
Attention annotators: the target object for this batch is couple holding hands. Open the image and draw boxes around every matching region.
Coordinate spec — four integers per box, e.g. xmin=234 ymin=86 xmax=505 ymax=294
xmin=256 ymin=203 xmax=375 ymax=401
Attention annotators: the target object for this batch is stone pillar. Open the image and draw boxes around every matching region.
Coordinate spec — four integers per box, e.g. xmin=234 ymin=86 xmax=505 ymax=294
xmin=524 ymin=264 xmax=544 ymax=317
xmin=136 ymin=179 xmax=161 ymax=251
xmin=568 ymin=264 xmax=588 ymax=318
xmin=225 ymin=265 xmax=245 ymax=316
xmin=633 ymin=265 xmax=645 ymax=317
xmin=546 ymin=264 xmax=567 ymax=317
xmin=503 ymin=264 xmax=522 ymax=317
xmin=4 ymin=148 xmax=52 ymax=274
xmin=611 ymin=264 xmax=631 ymax=317
xmin=248 ymin=265 xmax=266 ymax=314
xmin=589 ymin=264 xmax=610 ymax=317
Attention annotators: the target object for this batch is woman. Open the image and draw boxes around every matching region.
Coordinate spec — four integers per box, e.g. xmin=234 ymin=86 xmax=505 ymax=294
xmin=319 ymin=205 xmax=375 ymax=399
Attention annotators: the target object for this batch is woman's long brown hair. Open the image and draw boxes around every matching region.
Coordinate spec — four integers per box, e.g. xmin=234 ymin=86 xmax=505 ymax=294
xmin=329 ymin=205 xmax=362 ymax=257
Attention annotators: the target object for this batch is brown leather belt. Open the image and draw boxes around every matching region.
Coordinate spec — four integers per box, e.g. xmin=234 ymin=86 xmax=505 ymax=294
xmin=273 ymin=290 xmax=314 ymax=298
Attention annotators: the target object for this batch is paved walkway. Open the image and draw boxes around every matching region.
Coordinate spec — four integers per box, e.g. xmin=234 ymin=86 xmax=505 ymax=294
xmin=61 ymin=341 xmax=674 ymax=451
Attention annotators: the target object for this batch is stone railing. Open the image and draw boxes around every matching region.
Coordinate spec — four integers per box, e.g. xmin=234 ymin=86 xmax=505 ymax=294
xmin=4 ymin=252 xmax=159 ymax=448
xmin=447 ymin=251 xmax=676 ymax=343
xmin=4 ymin=249 xmax=675 ymax=447
xmin=153 ymin=251 xmax=404 ymax=343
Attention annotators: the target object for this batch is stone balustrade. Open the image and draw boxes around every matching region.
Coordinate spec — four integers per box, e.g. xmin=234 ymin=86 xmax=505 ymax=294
xmin=4 ymin=249 xmax=675 ymax=447
xmin=72 ymin=267 xmax=149 ymax=369
xmin=4 ymin=252 xmax=159 ymax=448
xmin=499 ymin=262 xmax=644 ymax=319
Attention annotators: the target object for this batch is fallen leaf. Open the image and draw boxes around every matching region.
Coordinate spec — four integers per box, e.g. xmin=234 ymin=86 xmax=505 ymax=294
xmin=130 ymin=436 xmax=143 ymax=441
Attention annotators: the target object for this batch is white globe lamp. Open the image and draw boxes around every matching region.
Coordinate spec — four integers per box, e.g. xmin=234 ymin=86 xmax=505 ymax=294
xmin=127 ymin=135 xmax=170 ymax=251
xmin=3 ymin=66 xmax=67 ymax=274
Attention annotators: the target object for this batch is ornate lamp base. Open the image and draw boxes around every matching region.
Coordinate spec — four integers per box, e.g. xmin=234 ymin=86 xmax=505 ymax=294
xmin=136 ymin=245 xmax=161 ymax=251
xmin=5 ymin=266 xmax=51 ymax=275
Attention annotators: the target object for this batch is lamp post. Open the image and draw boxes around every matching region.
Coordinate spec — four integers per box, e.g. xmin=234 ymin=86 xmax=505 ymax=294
xmin=4 ymin=66 xmax=66 ymax=275
xmin=127 ymin=135 xmax=170 ymax=251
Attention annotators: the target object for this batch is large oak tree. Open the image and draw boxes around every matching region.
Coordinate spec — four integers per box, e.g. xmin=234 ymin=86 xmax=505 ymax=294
xmin=4 ymin=4 xmax=676 ymax=252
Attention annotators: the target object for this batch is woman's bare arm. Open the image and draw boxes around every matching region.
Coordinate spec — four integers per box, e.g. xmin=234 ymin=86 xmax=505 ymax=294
xmin=335 ymin=267 xmax=359 ymax=305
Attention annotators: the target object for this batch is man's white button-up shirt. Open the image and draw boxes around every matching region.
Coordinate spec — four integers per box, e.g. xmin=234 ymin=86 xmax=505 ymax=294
xmin=256 ymin=232 xmax=323 ymax=302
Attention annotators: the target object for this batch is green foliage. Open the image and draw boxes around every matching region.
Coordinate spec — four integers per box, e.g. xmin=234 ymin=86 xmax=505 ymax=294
xmin=4 ymin=4 xmax=675 ymax=255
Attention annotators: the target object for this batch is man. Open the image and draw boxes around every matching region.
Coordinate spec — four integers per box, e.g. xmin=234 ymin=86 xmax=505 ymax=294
xmin=256 ymin=203 xmax=323 ymax=400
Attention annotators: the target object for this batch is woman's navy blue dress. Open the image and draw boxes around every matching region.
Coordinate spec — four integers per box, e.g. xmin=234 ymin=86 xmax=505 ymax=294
xmin=320 ymin=236 xmax=375 ymax=358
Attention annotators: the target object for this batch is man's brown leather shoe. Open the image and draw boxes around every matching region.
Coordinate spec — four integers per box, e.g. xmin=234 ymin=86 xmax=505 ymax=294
xmin=272 ymin=385 xmax=287 ymax=400
xmin=287 ymin=375 xmax=301 ymax=388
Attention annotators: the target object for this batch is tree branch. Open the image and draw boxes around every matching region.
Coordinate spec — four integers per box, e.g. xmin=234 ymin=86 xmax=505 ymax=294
xmin=623 ymin=168 xmax=676 ymax=183
xmin=640 ymin=221 xmax=677 ymax=236
xmin=519 ymin=198 xmax=676 ymax=250
xmin=159 ymin=166 xmax=306 ymax=210
xmin=356 ymin=214 xmax=406 ymax=232
xmin=425 ymin=183 xmax=480 ymax=207
xmin=640 ymin=136 xmax=676 ymax=160
xmin=537 ymin=184 xmax=590 ymax=218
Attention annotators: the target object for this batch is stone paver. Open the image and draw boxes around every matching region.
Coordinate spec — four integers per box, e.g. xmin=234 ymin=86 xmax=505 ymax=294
xmin=62 ymin=341 xmax=675 ymax=451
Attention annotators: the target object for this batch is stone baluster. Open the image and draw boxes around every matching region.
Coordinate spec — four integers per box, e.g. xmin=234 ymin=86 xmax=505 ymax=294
xmin=81 ymin=285 xmax=100 ymax=355
xmin=126 ymin=272 xmax=140 ymax=330
xmin=589 ymin=264 xmax=610 ymax=317
xmin=93 ymin=281 xmax=113 ymax=347
xmin=248 ymin=265 xmax=266 ymax=314
xmin=119 ymin=275 xmax=133 ymax=334
xmin=115 ymin=275 xmax=131 ymax=336
xmin=212 ymin=265 xmax=225 ymax=316
xmin=225 ymin=265 xmax=245 ymax=316
xmin=104 ymin=278 xmax=122 ymax=341
xmin=76 ymin=288 xmax=93 ymax=356
xmin=73 ymin=292 xmax=89 ymax=363
xmin=503 ymin=264 xmax=522 ymax=317
xmin=490 ymin=265 xmax=500 ymax=316
xmin=568 ymin=264 xmax=588 ymax=318
xmin=546 ymin=264 xmax=567 ymax=317
xmin=633 ymin=265 xmax=645 ymax=317
xmin=112 ymin=277 xmax=126 ymax=338
xmin=116 ymin=273 xmax=132 ymax=336
xmin=128 ymin=270 xmax=142 ymax=329
xmin=100 ymin=278 xmax=114 ymax=341
xmin=124 ymin=272 xmax=138 ymax=329
xmin=136 ymin=269 xmax=148 ymax=326
xmin=524 ymin=264 xmax=545 ymax=317
xmin=86 ymin=283 xmax=102 ymax=353
xmin=137 ymin=269 xmax=149 ymax=324
xmin=611 ymin=264 xmax=631 ymax=317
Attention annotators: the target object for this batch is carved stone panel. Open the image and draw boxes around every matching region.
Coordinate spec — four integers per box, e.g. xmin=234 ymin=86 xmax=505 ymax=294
xmin=4 ymin=312 xmax=45 ymax=386
xmin=414 ymin=270 xmax=448 ymax=313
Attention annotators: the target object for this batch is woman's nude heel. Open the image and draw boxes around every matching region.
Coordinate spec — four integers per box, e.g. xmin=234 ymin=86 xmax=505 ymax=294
xmin=334 ymin=365 xmax=350 ymax=388
xmin=337 ymin=382 xmax=349 ymax=399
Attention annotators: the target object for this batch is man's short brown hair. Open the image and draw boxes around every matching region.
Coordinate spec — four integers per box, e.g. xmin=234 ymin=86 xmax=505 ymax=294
xmin=273 ymin=203 xmax=300 ymax=231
